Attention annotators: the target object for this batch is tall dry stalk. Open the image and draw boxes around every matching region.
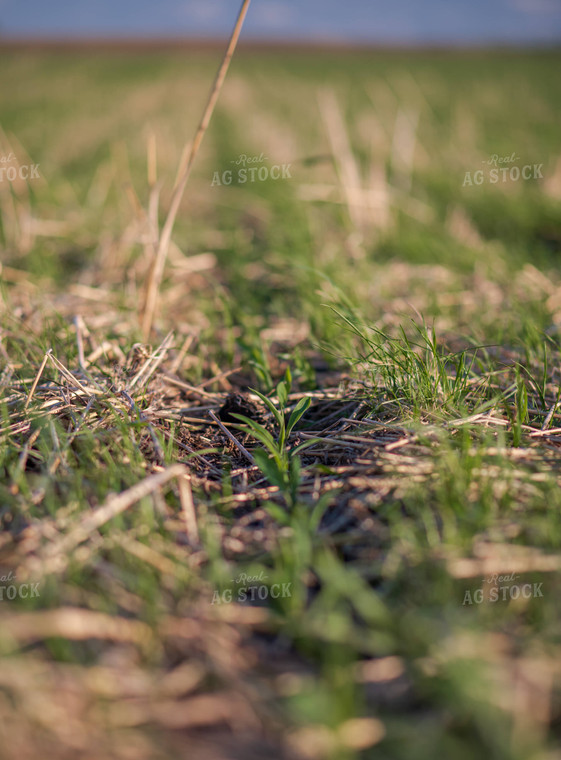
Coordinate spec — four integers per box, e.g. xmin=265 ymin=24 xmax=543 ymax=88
xmin=141 ymin=0 xmax=252 ymax=341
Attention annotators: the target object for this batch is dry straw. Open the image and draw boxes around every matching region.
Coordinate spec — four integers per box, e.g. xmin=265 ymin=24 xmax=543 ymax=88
xmin=141 ymin=0 xmax=253 ymax=340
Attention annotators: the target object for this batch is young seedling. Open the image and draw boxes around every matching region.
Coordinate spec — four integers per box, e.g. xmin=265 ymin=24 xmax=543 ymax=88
xmin=231 ymin=368 xmax=317 ymax=506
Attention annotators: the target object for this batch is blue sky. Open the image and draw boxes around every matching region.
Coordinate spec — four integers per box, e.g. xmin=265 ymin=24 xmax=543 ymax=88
xmin=1 ymin=0 xmax=560 ymax=44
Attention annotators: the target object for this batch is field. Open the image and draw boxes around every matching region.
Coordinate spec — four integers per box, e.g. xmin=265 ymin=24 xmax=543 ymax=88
xmin=1 ymin=43 xmax=561 ymax=760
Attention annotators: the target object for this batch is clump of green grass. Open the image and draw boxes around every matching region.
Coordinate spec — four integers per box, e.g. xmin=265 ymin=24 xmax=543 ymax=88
xmin=331 ymin=305 xmax=488 ymax=418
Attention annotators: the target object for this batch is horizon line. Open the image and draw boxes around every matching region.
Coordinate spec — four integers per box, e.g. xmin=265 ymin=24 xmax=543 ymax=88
xmin=0 ymin=36 xmax=559 ymax=53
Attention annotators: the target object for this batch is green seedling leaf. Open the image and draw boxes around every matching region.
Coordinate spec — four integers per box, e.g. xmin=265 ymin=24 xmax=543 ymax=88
xmin=252 ymin=447 xmax=287 ymax=490
xmin=291 ymin=438 xmax=321 ymax=455
xmin=287 ymin=396 xmax=312 ymax=436
xmin=264 ymin=501 xmax=290 ymax=526
xmin=184 ymin=447 xmax=219 ymax=460
xmin=230 ymin=413 xmax=279 ymax=457
xmin=288 ymin=453 xmax=301 ymax=494
xmin=276 ymin=379 xmax=288 ymax=409
xmin=250 ymin=388 xmax=284 ymax=429
xmin=284 ymin=366 xmax=292 ymax=390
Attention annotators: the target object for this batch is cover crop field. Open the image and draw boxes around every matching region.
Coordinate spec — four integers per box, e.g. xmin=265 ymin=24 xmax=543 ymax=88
xmin=1 ymin=42 xmax=561 ymax=760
